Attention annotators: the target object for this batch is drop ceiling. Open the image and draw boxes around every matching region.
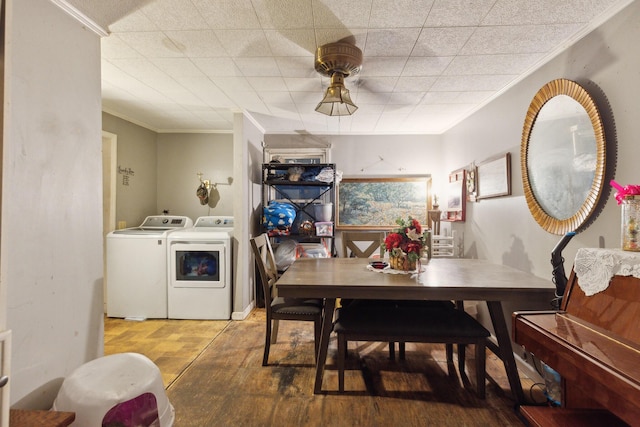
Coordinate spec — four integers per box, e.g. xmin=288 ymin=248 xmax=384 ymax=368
xmin=65 ymin=0 xmax=631 ymax=134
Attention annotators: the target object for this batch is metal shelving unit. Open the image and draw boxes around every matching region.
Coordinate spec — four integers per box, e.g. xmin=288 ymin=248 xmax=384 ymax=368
xmin=261 ymin=163 xmax=336 ymax=256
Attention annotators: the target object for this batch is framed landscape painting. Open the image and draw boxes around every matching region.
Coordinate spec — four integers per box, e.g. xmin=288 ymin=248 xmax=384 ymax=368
xmin=336 ymin=176 xmax=431 ymax=230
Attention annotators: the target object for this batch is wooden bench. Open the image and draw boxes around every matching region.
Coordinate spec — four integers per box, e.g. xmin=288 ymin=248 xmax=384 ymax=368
xmin=513 ymin=269 xmax=640 ymax=426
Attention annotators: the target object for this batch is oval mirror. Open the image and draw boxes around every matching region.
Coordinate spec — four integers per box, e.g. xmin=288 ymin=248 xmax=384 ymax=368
xmin=521 ymin=79 xmax=606 ymax=235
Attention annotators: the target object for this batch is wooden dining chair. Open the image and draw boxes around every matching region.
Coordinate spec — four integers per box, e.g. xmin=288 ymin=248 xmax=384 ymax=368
xmin=334 ymin=302 xmax=490 ymax=398
xmin=250 ymin=234 xmax=323 ymax=366
xmin=342 ymin=231 xmax=385 ymax=259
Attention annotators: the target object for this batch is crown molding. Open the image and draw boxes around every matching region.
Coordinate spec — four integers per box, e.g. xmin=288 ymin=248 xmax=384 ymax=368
xmin=50 ymin=0 xmax=109 ymax=37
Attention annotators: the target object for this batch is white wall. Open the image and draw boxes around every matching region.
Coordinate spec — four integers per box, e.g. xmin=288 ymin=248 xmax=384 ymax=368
xmin=233 ymin=113 xmax=265 ymax=319
xmin=443 ymin=0 xmax=640 ymax=277
xmin=440 ymin=0 xmax=640 ymax=351
xmin=156 ymin=133 xmax=234 ymax=221
xmin=2 ymin=0 xmax=103 ymax=407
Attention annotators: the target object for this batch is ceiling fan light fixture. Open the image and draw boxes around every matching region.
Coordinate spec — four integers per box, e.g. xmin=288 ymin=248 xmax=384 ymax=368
xmin=315 ymin=72 xmax=358 ymax=116
xmin=314 ymin=41 xmax=363 ymax=116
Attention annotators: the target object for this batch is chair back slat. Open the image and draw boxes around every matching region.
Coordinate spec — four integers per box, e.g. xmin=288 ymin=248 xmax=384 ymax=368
xmin=342 ymin=231 xmax=385 ymax=258
xmin=250 ymin=234 xmax=279 ymax=303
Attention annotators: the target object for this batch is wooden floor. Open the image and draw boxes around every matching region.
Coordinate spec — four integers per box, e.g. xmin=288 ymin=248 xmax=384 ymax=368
xmin=105 ymin=309 xmax=545 ymax=426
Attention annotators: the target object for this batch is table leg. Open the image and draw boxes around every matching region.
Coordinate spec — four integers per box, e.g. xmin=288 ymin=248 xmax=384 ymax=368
xmin=314 ymin=298 xmax=336 ymax=394
xmin=486 ymin=300 xmax=525 ymax=404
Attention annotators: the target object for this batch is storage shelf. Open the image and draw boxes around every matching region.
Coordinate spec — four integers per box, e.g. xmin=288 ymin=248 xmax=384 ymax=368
xmin=265 ymin=180 xmax=331 ymax=186
xmin=262 ymin=163 xmax=336 ymax=256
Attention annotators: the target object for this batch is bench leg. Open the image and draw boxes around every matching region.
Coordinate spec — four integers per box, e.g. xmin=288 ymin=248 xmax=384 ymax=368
xmin=338 ymin=334 xmax=346 ymax=392
xmin=475 ymin=341 xmax=486 ymax=399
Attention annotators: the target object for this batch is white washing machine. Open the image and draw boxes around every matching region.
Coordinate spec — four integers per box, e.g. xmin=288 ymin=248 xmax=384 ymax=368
xmin=166 ymin=216 xmax=234 ymax=320
xmin=106 ymin=215 xmax=193 ymax=319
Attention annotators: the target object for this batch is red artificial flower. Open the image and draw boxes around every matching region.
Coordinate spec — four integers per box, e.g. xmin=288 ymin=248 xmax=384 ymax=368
xmin=411 ymin=218 xmax=422 ymax=234
xmin=384 ymin=233 xmax=403 ymax=249
xmin=406 ymin=241 xmax=422 ymax=254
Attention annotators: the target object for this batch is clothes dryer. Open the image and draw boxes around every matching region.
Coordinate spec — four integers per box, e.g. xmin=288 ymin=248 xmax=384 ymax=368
xmin=166 ymin=216 xmax=234 ymax=319
xmin=106 ymin=215 xmax=193 ymax=319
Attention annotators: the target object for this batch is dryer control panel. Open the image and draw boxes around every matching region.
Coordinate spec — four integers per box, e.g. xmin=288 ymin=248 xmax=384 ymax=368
xmin=194 ymin=216 xmax=234 ymax=228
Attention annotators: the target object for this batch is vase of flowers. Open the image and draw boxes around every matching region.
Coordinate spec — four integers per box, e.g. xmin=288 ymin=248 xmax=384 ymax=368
xmin=382 ymin=216 xmax=429 ymax=271
xmin=611 ymin=180 xmax=640 ymax=251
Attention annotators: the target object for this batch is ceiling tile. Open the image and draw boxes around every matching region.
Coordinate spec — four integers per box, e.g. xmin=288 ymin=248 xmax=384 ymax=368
xmin=444 ymin=53 xmax=545 ymax=75
xmin=139 ymin=0 xmax=208 ymax=30
xmin=425 ymin=0 xmax=496 ymax=26
xmin=150 ymin=58 xmax=205 ymax=78
xmin=460 ymin=24 xmax=584 ymax=55
xmin=275 ymin=57 xmax=317 ymax=78
xmin=107 ymin=7 xmax=158 ymax=32
xmin=369 ymin=0 xmax=435 ymax=28
xmin=247 ymin=77 xmax=289 ymax=91
xmin=430 ymin=74 xmax=518 ymax=91
xmin=361 ymin=57 xmax=408 ymax=77
xmin=101 ymin=34 xmax=143 ymax=59
xmin=264 ymin=30 xmax=317 ymax=56
xmin=291 ymin=91 xmax=323 ymax=105
xmin=75 ymin=0 xmax=632 ymax=133
xmin=234 ymin=57 xmax=282 ymax=77
xmin=412 ymin=27 xmax=476 ymax=56
xmin=313 ymin=0 xmax=373 ymax=29
xmin=191 ymin=0 xmax=261 ymax=29
xmin=483 ymin=0 xmax=622 ymax=25
xmin=212 ymin=77 xmax=255 ymax=93
xmin=165 ymin=31 xmax=227 ymax=57
xmin=387 ymin=91 xmax=426 ymax=105
xmin=394 ymin=76 xmax=437 ymax=91
xmin=284 ymin=77 xmax=323 ymax=92
xmin=355 ymin=76 xmax=398 ymax=93
xmin=253 ymin=0 xmax=314 ymax=29
xmin=421 ymin=90 xmax=494 ymax=104
xmin=215 ymin=30 xmax=272 ymax=57
xmin=116 ymin=32 xmax=186 ymax=58
xmin=192 ymin=58 xmax=243 ymax=77
xmin=364 ymin=28 xmax=422 ymax=57
xmin=258 ymin=91 xmax=295 ymax=104
xmin=402 ymin=56 xmax=454 ymax=76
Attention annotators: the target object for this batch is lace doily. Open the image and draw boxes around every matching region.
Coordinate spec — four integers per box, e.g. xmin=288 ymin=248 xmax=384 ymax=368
xmin=366 ymin=264 xmax=426 ymax=275
xmin=574 ymin=248 xmax=640 ymax=296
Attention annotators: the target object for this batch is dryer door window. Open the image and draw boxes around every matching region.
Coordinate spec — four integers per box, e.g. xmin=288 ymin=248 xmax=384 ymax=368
xmin=170 ymin=242 xmax=226 ymax=288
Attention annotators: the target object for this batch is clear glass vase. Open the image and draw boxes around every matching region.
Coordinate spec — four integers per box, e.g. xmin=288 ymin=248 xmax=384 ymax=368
xmin=621 ymin=195 xmax=640 ymax=251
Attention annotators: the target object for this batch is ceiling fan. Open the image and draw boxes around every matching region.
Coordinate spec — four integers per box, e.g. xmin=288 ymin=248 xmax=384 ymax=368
xmin=314 ymin=41 xmax=363 ymax=116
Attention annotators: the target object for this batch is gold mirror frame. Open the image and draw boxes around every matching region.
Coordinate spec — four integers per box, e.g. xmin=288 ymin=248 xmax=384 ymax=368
xmin=521 ymin=79 xmax=606 ymax=235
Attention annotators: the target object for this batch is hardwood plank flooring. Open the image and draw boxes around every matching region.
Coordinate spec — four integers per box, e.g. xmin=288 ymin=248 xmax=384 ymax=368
xmin=105 ymin=310 xmax=545 ymax=426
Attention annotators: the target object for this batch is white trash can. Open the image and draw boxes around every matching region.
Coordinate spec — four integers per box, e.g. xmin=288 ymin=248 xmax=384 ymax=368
xmin=53 ymin=353 xmax=174 ymax=426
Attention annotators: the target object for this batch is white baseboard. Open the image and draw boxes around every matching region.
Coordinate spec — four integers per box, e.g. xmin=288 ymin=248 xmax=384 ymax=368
xmin=232 ymin=301 xmax=255 ymax=320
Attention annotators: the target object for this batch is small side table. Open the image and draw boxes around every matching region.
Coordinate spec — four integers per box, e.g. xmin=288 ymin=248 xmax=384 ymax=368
xmin=9 ymin=409 xmax=75 ymax=427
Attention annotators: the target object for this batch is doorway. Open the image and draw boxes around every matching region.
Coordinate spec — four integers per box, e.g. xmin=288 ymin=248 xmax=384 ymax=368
xmin=102 ymin=131 xmax=117 ymax=312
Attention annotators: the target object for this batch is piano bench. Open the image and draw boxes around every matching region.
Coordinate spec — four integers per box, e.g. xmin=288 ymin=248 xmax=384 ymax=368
xmin=519 ymin=406 xmax=628 ymax=427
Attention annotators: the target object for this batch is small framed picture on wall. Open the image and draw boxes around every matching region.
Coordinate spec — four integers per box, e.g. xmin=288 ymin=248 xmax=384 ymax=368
xmin=445 ymin=169 xmax=466 ymax=221
xmin=477 ymin=153 xmax=511 ymax=200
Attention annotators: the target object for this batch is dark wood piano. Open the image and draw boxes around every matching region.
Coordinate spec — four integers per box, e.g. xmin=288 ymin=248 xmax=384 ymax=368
xmin=513 ymin=266 xmax=640 ymax=426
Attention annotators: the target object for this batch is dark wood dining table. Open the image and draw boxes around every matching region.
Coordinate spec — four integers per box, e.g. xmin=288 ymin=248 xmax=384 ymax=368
xmin=275 ymin=257 xmax=555 ymax=402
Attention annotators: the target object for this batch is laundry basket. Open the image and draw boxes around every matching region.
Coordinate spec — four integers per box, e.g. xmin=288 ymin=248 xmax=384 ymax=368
xmin=53 ymin=353 xmax=174 ymax=426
